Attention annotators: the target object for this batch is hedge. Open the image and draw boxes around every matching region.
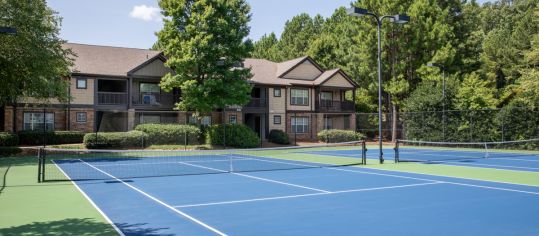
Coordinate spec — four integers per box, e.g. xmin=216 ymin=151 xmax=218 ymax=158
xmin=268 ymin=129 xmax=289 ymax=144
xmin=135 ymin=124 xmax=200 ymax=145
xmin=317 ymin=129 xmax=364 ymax=143
xmin=0 ymin=132 xmax=19 ymax=146
xmin=0 ymin=147 xmax=22 ymax=156
xmin=205 ymin=124 xmax=260 ymax=148
xmin=18 ymin=131 xmax=85 ymax=145
xmin=83 ymin=131 xmax=148 ymax=149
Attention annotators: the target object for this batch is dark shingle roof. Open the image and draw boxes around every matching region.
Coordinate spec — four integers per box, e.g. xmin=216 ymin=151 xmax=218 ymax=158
xmin=63 ymin=43 xmax=162 ymax=77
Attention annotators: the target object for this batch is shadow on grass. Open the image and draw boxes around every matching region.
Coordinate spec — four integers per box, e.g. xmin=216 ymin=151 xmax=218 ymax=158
xmin=0 ymin=218 xmax=174 ymax=236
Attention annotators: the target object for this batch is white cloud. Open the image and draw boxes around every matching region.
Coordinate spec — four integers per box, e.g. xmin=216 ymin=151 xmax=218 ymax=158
xmin=129 ymin=5 xmax=161 ymax=22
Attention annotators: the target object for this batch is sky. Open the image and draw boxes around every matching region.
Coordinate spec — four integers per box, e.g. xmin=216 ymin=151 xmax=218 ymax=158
xmin=47 ymin=0 xmax=492 ymax=49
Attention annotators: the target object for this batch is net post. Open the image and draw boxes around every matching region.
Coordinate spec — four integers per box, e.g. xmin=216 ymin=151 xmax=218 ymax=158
xmin=40 ymin=148 xmax=46 ymax=182
xmin=37 ymin=148 xmax=42 ymax=183
xmin=394 ymin=140 xmax=400 ymax=163
xmin=361 ymin=141 xmax=367 ymax=165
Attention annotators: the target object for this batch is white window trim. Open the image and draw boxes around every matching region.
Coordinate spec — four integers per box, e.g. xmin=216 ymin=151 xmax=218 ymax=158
xmin=76 ymin=112 xmax=87 ymax=123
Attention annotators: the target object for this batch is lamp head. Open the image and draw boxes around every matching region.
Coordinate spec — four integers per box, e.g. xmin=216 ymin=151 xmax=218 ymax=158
xmin=346 ymin=7 xmax=369 ymax=17
xmin=391 ymin=14 xmax=410 ymax=24
xmin=0 ymin=27 xmax=17 ymax=35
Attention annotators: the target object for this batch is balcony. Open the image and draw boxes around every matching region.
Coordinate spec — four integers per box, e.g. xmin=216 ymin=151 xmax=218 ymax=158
xmin=97 ymin=92 xmax=128 ymax=105
xmin=132 ymin=92 xmax=177 ymax=107
xmin=318 ymin=100 xmax=355 ymax=112
xmin=244 ymin=98 xmax=268 ymax=108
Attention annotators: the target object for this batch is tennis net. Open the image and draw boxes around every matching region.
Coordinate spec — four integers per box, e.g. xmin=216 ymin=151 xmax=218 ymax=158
xmin=37 ymin=141 xmax=366 ymax=182
xmin=394 ymin=139 xmax=539 ymax=163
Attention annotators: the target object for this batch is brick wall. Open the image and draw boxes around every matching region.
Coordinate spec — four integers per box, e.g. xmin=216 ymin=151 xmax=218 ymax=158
xmin=4 ymin=106 xmax=94 ymax=133
xmin=286 ymin=112 xmax=318 ymax=141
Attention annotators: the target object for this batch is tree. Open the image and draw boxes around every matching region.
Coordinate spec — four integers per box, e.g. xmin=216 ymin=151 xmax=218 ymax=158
xmin=276 ymin=13 xmax=323 ymax=61
xmin=157 ymin=0 xmax=253 ymax=113
xmin=251 ymin=33 xmax=279 ymax=61
xmin=454 ymin=72 xmax=498 ymax=110
xmin=0 ymin=0 xmax=74 ymax=106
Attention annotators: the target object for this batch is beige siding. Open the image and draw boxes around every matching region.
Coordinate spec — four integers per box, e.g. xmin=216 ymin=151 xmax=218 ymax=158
xmin=282 ymin=60 xmax=322 ymax=80
xmin=132 ymin=59 xmax=173 ymax=77
xmin=322 ymin=73 xmax=354 ymax=88
xmin=70 ymin=77 xmax=94 ymax=104
xmin=269 ymin=87 xmax=286 ymax=131
xmin=287 ymin=87 xmax=314 ymax=111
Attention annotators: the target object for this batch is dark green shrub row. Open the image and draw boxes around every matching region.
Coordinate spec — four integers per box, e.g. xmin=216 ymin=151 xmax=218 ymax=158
xmin=135 ymin=124 xmax=200 ymax=145
xmin=0 ymin=147 xmax=22 ymax=156
xmin=0 ymin=132 xmax=19 ymax=146
xmin=268 ymin=129 xmax=289 ymax=144
xmin=205 ymin=124 xmax=260 ymax=148
xmin=317 ymin=129 xmax=364 ymax=143
xmin=83 ymin=131 xmax=148 ymax=149
xmin=18 ymin=131 xmax=85 ymax=145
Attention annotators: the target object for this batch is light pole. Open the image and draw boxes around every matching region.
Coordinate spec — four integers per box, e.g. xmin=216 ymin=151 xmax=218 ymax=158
xmin=427 ymin=63 xmax=446 ymax=141
xmin=347 ymin=7 xmax=409 ymax=164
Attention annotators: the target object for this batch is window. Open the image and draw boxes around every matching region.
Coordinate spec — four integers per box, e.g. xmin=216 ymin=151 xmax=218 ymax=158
xmin=140 ymin=115 xmax=160 ymax=124
xmin=229 ymin=115 xmax=237 ymax=124
xmin=324 ymin=117 xmax=333 ymax=129
xmin=188 ymin=115 xmax=197 ymax=125
xmin=274 ymin=115 xmax=281 ymax=125
xmin=23 ymin=113 xmax=54 ymax=131
xmin=320 ymin=92 xmax=333 ymax=107
xmin=140 ymin=83 xmax=160 ymax=93
xmin=76 ymin=78 xmax=87 ymax=89
xmin=201 ymin=116 xmax=212 ymax=126
xmin=291 ymin=89 xmax=309 ymax=106
xmin=189 ymin=115 xmax=212 ymax=126
xmin=274 ymin=88 xmax=281 ymax=97
xmin=291 ymin=117 xmax=309 ymax=133
xmin=76 ymin=112 xmax=87 ymax=123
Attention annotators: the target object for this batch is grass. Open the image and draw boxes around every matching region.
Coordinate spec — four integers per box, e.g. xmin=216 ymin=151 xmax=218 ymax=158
xmin=0 ymin=156 xmax=116 ymax=235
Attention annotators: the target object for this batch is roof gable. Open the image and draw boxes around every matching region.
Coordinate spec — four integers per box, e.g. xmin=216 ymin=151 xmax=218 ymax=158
xmin=64 ymin=43 xmax=162 ymax=77
xmin=277 ymin=56 xmax=323 ymax=80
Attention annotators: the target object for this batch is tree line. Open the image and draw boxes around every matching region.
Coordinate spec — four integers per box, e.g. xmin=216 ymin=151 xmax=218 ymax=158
xmin=251 ymin=0 xmax=539 ymax=141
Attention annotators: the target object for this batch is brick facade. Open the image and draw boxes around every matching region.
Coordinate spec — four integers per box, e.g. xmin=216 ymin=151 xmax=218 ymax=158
xmin=3 ymin=105 xmax=94 ymax=133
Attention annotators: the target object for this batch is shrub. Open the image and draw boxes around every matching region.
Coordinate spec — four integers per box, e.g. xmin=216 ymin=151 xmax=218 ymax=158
xmin=0 ymin=147 xmax=22 ymax=156
xmin=205 ymin=124 xmax=260 ymax=148
xmin=135 ymin=124 xmax=200 ymax=145
xmin=18 ymin=131 xmax=85 ymax=145
xmin=317 ymin=129 xmax=364 ymax=143
xmin=268 ymin=129 xmax=289 ymax=144
xmin=0 ymin=132 xmax=19 ymax=146
xmin=83 ymin=131 xmax=148 ymax=149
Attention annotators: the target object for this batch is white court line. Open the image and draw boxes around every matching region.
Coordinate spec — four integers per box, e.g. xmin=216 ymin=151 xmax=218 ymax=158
xmin=226 ymin=153 xmax=539 ymax=193
xmin=442 ymin=161 xmax=539 ymax=172
xmin=178 ymin=161 xmax=330 ymax=193
xmin=488 ymin=157 xmax=539 ymax=163
xmin=328 ymin=167 xmax=539 ymax=195
xmin=174 ymin=182 xmax=442 ymax=208
xmin=52 ymin=160 xmax=126 ymax=236
xmin=78 ymin=159 xmax=227 ymax=236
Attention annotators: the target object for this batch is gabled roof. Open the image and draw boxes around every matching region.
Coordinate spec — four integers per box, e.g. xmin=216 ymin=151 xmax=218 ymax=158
xmin=244 ymin=57 xmax=357 ymax=88
xmin=63 ymin=43 xmax=163 ymax=77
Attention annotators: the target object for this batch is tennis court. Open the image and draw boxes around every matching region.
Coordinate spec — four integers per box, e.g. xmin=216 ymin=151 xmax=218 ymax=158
xmin=41 ymin=142 xmax=539 ymax=236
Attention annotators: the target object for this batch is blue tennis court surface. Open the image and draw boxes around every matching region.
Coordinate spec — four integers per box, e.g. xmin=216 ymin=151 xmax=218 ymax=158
xmin=305 ymin=148 xmax=539 ymax=172
xmin=54 ymin=154 xmax=539 ymax=235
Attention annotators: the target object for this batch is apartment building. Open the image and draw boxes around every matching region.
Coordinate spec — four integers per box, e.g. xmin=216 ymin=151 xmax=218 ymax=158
xmin=1 ymin=43 xmax=358 ymax=141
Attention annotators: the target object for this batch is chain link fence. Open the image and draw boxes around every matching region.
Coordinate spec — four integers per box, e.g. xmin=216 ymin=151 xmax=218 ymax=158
xmin=357 ymin=107 xmax=539 ymax=142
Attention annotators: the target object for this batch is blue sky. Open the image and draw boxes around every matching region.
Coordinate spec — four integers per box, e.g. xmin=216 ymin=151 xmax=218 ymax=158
xmin=48 ymin=0 xmax=492 ymax=49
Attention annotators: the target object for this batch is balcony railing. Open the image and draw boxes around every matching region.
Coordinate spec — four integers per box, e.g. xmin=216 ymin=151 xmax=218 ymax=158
xmin=97 ymin=92 xmax=128 ymax=105
xmin=319 ymin=100 xmax=355 ymax=112
xmin=244 ymin=98 xmax=268 ymax=108
xmin=132 ymin=92 xmax=177 ymax=107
